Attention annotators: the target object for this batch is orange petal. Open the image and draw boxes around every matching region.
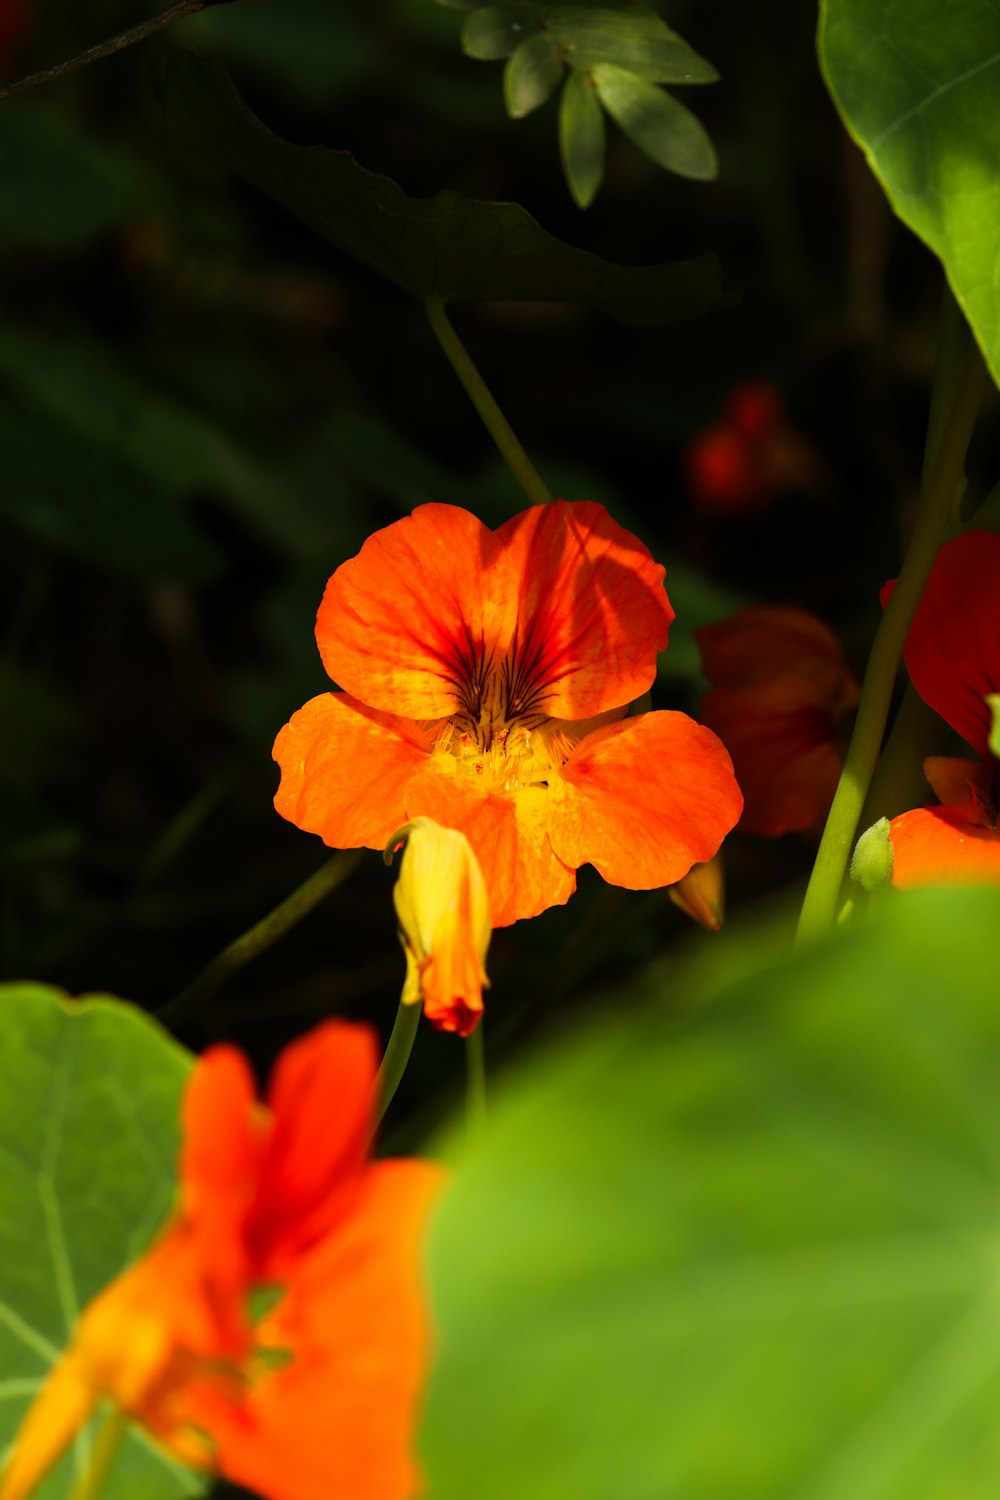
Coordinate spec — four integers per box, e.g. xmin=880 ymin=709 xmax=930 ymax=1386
xmin=249 ymin=1022 xmax=378 ymax=1280
xmin=494 ymin=500 xmax=674 ymax=718
xmin=402 ymin=758 xmax=576 ymax=927
xmin=184 ymin=1161 xmax=445 ymax=1500
xmin=547 ymin=712 xmax=743 ymax=887
xmin=0 ymin=1350 xmax=97 ymax=1500
xmin=316 ymin=504 xmax=517 ymax=719
xmin=890 ymin=806 xmax=1000 ymax=888
xmin=273 ymin=693 xmax=432 ymax=849
xmin=181 ymin=1048 xmax=261 ymax=1346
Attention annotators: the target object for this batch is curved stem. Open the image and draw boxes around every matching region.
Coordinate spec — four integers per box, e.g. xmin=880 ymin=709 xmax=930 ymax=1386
xmin=376 ymin=1000 xmax=422 ymax=1122
xmin=69 ymin=1407 xmax=128 ymax=1500
xmin=796 ymin=334 xmax=988 ymax=944
xmin=158 ymin=849 xmax=363 ymax=1027
xmin=424 ymin=298 xmax=553 ymax=507
xmin=466 ymin=1022 xmax=487 ymax=1136
xmin=0 ymin=0 xmax=236 ymax=103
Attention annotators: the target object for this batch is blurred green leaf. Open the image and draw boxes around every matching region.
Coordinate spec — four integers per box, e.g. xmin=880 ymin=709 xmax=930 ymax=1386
xmin=0 ymin=397 xmax=223 ymax=582
xmin=0 ymin=985 xmax=200 ymax=1500
xmin=504 ymin=33 xmax=564 ymax=118
xmin=0 ymin=319 xmax=337 ymax=563
xmin=163 ymin=54 xmax=720 ymax=325
xmin=0 ymin=103 xmax=162 ymax=251
xmin=820 ymin=0 xmax=1000 ymax=385
xmin=423 ymin=886 xmax=1000 ymax=1499
xmin=0 ymin=663 xmax=78 ymax=793
xmin=559 ymin=71 xmax=606 ymax=208
xmin=0 ymin=789 xmax=80 ymax=867
xmin=174 ymin=0 xmax=375 ymax=108
xmin=594 ymin=63 xmax=718 ymax=179
xmin=549 ymin=5 xmax=717 ymax=84
xmin=462 ymin=4 xmax=541 ymax=59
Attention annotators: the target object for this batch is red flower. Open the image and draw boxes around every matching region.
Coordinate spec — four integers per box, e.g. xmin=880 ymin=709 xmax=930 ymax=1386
xmin=885 ymin=532 xmax=1000 ymax=887
xmin=0 ymin=1022 xmax=442 ymax=1500
xmin=696 ymin=606 xmax=860 ymax=836
xmin=273 ymin=501 xmax=742 ymax=926
xmin=684 ymin=381 xmax=824 ymax=517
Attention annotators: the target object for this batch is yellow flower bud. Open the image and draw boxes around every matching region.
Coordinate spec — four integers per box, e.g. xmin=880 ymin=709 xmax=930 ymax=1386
xmin=385 ymin=818 xmax=491 ymax=1036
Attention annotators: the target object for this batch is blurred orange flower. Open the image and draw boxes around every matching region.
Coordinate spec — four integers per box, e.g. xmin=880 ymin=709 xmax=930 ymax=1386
xmin=696 ymin=606 xmax=860 ymax=836
xmin=0 ymin=1022 xmax=442 ymax=1500
xmin=274 ymin=501 xmax=742 ymax=926
xmin=885 ymin=532 xmax=1000 ymax=887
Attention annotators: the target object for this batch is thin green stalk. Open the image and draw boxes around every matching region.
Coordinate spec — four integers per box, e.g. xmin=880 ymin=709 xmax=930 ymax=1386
xmin=69 ymin=1407 xmax=127 ymax=1500
xmin=0 ymin=0 xmax=236 ymax=102
xmin=796 ymin=335 xmax=988 ymax=943
xmin=158 ymin=849 xmax=362 ymax=1027
xmin=466 ymin=1022 xmax=487 ymax=1135
xmin=376 ymin=999 xmax=422 ymax=1122
xmin=424 ymin=297 xmax=553 ymax=507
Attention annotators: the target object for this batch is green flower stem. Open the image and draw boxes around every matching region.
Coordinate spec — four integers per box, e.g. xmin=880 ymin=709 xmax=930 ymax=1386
xmin=796 ymin=335 xmax=988 ymax=944
xmin=159 ymin=849 xmax=363 ymax=1027
xmin=0 ymin=0 xmax=232 ymax=103
xmin=424 ymin=297 xmax=553 ymax=507
xmin=68 ymin=1407 xmax=128 ymax=1500
xmin=466 ymin=1022 xmax=487 ymax=1136
xmin=376 ymin=999 xmax=422 ymax=1123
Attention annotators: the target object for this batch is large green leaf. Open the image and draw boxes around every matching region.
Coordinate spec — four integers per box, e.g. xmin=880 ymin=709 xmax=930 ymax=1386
xmin=0 ymin=985 xmax=199 ymax=1498
xmin=422 ymin=886 xmax=1000 ymax=1499
xmin=819 ymin=0 xmax=1000 ymax=384
xmin=163 ymin=53 xmax=720 ymax=325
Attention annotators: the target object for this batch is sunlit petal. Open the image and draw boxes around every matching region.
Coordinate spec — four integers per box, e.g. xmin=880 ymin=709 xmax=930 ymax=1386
xmin=495 ymin=500 xmax=673 ymax=718
xmin=548 ymin=712 xmax=742 ymax=886
xmin=273 ymin=692 xmax=432 ymax=849
xmin=890 ymin=805 xmax=1000 ymax=887
xmin=316 ymin=504 xmax=517 ymax=719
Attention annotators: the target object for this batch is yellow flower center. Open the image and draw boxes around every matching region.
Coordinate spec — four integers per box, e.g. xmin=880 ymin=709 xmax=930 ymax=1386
xmin=433 ymin=715 xmax=572 ymax=793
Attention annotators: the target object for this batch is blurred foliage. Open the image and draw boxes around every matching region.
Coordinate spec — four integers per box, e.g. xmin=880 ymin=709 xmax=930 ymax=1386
xmin=820 ymin=0 xmax=1000 ymax=386
xmin=0 ymin=0 xmax=978 ymax=1085
xmin=0 ymin=985 xmax=195 ymax=1500
xmin=1 ymin=3 xmax=999 ymax=1496
xmin=163 ymin=52 xmax=721 ymax=319
xmin=424 ymin=884 xmax=1000 ymax=1499
xmin=449 ymin=0 xmax=718 ymax=205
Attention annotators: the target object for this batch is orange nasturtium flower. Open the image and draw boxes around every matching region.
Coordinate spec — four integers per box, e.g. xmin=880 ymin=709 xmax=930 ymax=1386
xmin=0 ymin=1022 xmax=442 ymax=1500
xmin=386 ymin=817 xmax=491 ymax=1037
xmin=274 ymin=500 xmax=742 ymax=927
xmin=884 ymin=531 xmax=1000 ymax=887
xmin=696 ymin=606 xmax=860 ymax=837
